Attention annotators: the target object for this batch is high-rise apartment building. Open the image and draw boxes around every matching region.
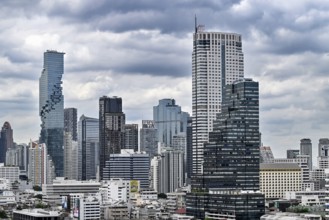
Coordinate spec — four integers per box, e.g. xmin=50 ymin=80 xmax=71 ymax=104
xmin=187 ymin=79 xmax=264 ymax=219
xmin=39 ymin=50 xmax=65 ymax=177
xmin=318 ymin=138 xmax=329 ymax=158
xmin=99 ymin=96 xmax=125 ymax=180
xmin=140 ymin=120 xmax=158 ymax=159
xmin=186 ymin=117 xmax=192 ymax=181
xmin=300 ymin=138 xmax=312 ymax=170
xmin=151 ymin=148 xmax=184 ymax=193
xmin=64 ymin=108 xmax=77 ymax=141
xmin=124 ymin=124 xmax=138 ymax=152
xmin=28 ymin=141 xmax=55 ymax=186
xmin=153 ymin=99 xmax=189 ymax=148
xmin=192 ymin=26 xmax=244 ymax=174
xmin=0 ymin=122 xmax=14 ymax=163
xmin=64 ymin=132 xmax=78 ymax=180
xmin=78 ymin=115 xmax=99 ymax=180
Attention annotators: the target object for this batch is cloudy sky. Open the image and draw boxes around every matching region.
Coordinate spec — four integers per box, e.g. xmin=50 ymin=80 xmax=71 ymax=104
xmin=1 ymin=0 xmax=329 ymax=160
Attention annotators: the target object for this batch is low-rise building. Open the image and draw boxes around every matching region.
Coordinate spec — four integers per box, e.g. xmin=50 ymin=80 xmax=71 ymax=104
xmin=101 ymin=201 xmax=129 ymax=220
xmin=13 ymin=209 xmax=60 ymax=219
xmin=0 ymin=163 xmax=19 ymax=184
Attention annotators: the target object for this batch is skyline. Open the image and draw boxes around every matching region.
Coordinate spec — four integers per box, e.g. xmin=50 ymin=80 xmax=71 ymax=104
xmin=1 ymin=0 xmax=329 ymax=159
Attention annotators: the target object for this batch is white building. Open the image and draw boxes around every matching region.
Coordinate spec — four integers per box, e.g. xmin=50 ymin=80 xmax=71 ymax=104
xmin=0 ymin=163 xmax=19 ymax=183
xmin=100 ymin=178 xmax=139 ymax=203
xmin=0 ymin=191 xmax=15 ymax=205
xmin=64 ymin=132 xmax=78 ymax=180
xmin=260 ymin=163 xmax=301 ymax=199
xmin=151 ymin=148 xmax=184 ymax=193
xmin=13 ymin=209 xmax=60 ymax=219
xmin=286 ymin=190 xmax=327 ymax=205
xmin=71 ymin=194 xmax=101 ymax=220
xmin=192 ymin=26 xmax=244 ymax=174
xmin=0 ymin=178 xmax=10 ymax=190
xmin=42 ymin=178 xmax=101 ymax=204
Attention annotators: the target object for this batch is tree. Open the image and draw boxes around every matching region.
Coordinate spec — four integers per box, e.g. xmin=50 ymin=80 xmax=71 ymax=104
xmin=158 ymin=193 xmax=167 ymax=199
xmin=0 ymin=210 xmax=8 ymax=218
xmin=34 ymin=194 xmax=43 ymax=200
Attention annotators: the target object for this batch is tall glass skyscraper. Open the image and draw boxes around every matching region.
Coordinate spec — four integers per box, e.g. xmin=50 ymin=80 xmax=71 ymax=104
xmin=78 ymin=115 xmax=99 ymax=180
xmin=39 ymin=50 xmax=65 ymax=177
xmin=99 ymin=96 xmax=125 ymax=180
xmin=0 ymin=121 xmax=14 ymax=164
xmin=64 ymin=108 xmax=78 ymax=141
xmin=192 ymin=25 xmax=244 ymax=174
xmin=153 ymin=99 xmax=189 ymax=148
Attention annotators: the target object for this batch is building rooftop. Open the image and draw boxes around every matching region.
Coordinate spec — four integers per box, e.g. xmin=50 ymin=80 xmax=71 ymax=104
xmin=13 ymin=209 xmax=60 ymax=217
xmin=260 ymin=163 xmax=301 ymax=170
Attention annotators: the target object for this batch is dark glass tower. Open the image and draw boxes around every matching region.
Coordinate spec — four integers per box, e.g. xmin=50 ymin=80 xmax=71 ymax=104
xmin=187 ymin=79 xmax=264 ymax=219
xmin=99 ymin=96 xmax=125 ymax=180
xmin=39 ymin=50 xmax=65 ymax=177
xmin=0 ymin=122 xmax=14 ymax=163
xmin=64 ymin=108 xmax=78 ymax=141
xmin=124 ymin=124 xmax=138 ymax=152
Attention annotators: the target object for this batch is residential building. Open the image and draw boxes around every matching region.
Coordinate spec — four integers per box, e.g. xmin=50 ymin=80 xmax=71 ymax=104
xmin=300 ymin=138 xmax=313 ymax=170
xmin=186 ymin=117 xmax=192 ymax=181
xmin=260 ymin=146 xmax=274 ymax=163
xmin=153 ymin=99 xmax=189 ymax=148
xmin=124 ymin=124 xmax=138 ymax=152
xmin=287 ymin=149 xmax=300 ymax=159
xmin=100 ymin=178 xmax=139 ymax=203
xmin=64 ymin=132 xmax=78 ymax=180
xmin=39 ymin=50 xmax=65 ymax=177
xmin=260 ymin=163 xmax=301 ymax=199
xmin=28 ymin=142 xmax=55 ymax=186
xmin=0 ymin=163 xmax=19 ymax=183
xmin=319 ymin=138 xmax=329 ymax=158
xmin=187 ymin=79 xmax=264 ymax=219
xmin=78 ymin=115 xmax=99 ymax=181
xmin=151 ymin=148 xmax=184 ymax=193
xmin=99 ymin=96 xmax=125 ymax=180
xmin=71 ymin=194 xmax=101 ymax=220
xmin=192 ymin=26 xmax=244 ymax=174
xmin=64 ymin=108 xmax=77 ymax=141
xmin=0 ymin=121 xmax=13 ymax=163
xmin=101 ymin=201 xmax=129 ymax=220
xmin=103 ymin=149 xmax=149 ymax=189
xmin=140 ymin=120 xmax=158 ymax=158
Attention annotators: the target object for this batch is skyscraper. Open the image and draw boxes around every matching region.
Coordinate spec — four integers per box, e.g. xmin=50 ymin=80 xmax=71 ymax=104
xmin=287 ymin=149 xmax=300 ymax=159
xmin=0 ymin=122 xmax=14 ymax=163
xmin=140 ymin=120 xmax=158 ymax=159
xmin=300 ymin=138 xmax=312 ymax=170
xmin=318 ymin=138 xmax=329 ymax=158
xmin=64 ymin=132 xmax=78 ymax=180
xmin=99 ymin=96 xmax=125 ymax=180
xmin=153 ymin=99 xmax=189 ymax=147
xmin=187 ymin=79 xmax=264 ymax=219
xmin=64 ymin=108 xmax=78 ymax=141
xmin=192 ymin=25 xmax=244 ymax=174
xmin=78 ymin=115 xmax=99 ymax=180
xmin=124 ymin=124 xmax=138 ymax=152
xmin=39 ymin=50 xmax=65 ymax=177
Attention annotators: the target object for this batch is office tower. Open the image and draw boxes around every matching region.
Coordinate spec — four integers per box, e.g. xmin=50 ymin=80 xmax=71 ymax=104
xmin=28 ymin=141 xmax=55 ymax=186
xmin=64 ymin=132 xmax=78 ymax=180
xmin=192 ymin=26 xmax=244 ymax=174
xmin=140 ymin=120 xmax=158 ymax=158
xmin=260 ymin=146 xmax=274 ymax=163
xmin=153 ymin=99 xmax=189 ymax=148
xmin=186 ymin=117 xmax=192 ymax=181
xmin=318 ymin=138 xmax=329 ymax=157
xmin=99 ymin=96 xmax=125 ymax=180
xmin=39 ymin=50 xmax=65 ymax=177
xmin=287 ymin=149 xmax=300 ymax=159
xmin=103 ymin=149 xmax=149 ymax=189
xmin=78 ymin=115 xmax=99 ymax=180
xmin=17 ymin=144 xmax=29 ymax=175
xmin=300 ymin=138 xmax=312 ymax=170
xmin=187 ymin=79 xmax=264 ymax=219
xmin=0 ymin=122 xmax=14 ymax=163
xmin=124 ymin=124 xmax=138 ymax=152
xmin=64 ymin=108 xmax=77 ymax=141
xmin=151 ymin=149 xmax=184 ymax=193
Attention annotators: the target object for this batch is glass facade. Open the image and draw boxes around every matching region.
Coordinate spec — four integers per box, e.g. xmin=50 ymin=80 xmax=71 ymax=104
xmin=99 ymin=96 xmax=125 ymax=180
xmin=78 ymin=115 xmax=99 ymax=180
xmin=39 ymin=50 xmax=65 ymax=177
xmin=140 ymin=120 xmax=158 ymax=159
